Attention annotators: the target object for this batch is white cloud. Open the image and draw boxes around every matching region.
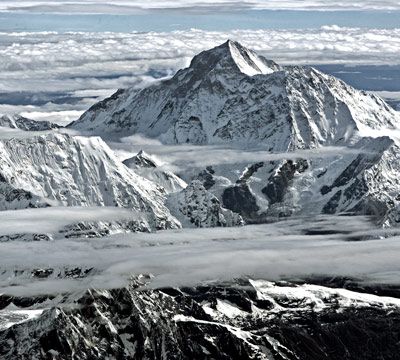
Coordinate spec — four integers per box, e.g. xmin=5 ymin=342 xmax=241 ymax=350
xmin=112 ymin=134 xmax=369 ymax=173
xmin=1 ymin=213 xmax=400 ymax=296
xmin=0 ymin=207 xmax=136 ymax=236
xmin=1 ymin=27 xmax=399 ymax=93
xmin=18 ymin=110 xmax=84 ymax=126
xmin=1 ymin=27 xmax=399 ymax=123
xmin=1 ymin=1 xmax=400 ymax=13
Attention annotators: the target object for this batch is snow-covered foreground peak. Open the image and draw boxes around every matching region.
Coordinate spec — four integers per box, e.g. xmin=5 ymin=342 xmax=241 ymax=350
xmin=2 ymin=218 xmax=400 ymax=358
xmin=0 ymin=132 xmax=180 ymax=231
xmin=2 ymin=277 xmax=400 ymax=360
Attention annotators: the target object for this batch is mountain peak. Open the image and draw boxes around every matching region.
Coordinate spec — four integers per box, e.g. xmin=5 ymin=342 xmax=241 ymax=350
xmin=0 ymin=114 xmax=60 ymax=131
xmin=123 ymin=150 xmax=158 ymax=169
xmin=189 ymin=40 xmax=280 ymax=77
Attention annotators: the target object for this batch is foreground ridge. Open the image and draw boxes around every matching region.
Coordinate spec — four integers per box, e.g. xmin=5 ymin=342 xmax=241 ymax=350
xmin=1 ymin=278 xmax=400 ymax=359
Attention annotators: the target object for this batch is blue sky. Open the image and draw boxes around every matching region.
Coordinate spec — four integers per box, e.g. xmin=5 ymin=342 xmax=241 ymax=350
xmin=1 ymin=9 xmax=400 ymax=32
xmin=0 ymin=0 xmax=400 ymax=32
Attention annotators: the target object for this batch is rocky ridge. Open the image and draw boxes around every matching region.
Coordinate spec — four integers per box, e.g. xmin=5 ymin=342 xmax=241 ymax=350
xmin=1 ymin=278 xmax=400 ymax=360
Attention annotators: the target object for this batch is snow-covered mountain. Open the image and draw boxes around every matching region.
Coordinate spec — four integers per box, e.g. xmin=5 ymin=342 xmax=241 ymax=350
xmin=70 ymin=40 xmax=400 ymax=226
xmin=71 ymin=40 xmax=398 ymax=148
xmin=0 ymin=132 xmax=180 ymax=231
xmin=2 ymin=40 xmax=400 ymax=359
xmin=0 ymin=130 xmax=240 ymax=233
xmin=0 ymin=114 xmax=60 ymax=131
xmin=123 ymin=150 xmax=186 ymax=194
xmin=123 ymin=152 xmax=243 ymax=227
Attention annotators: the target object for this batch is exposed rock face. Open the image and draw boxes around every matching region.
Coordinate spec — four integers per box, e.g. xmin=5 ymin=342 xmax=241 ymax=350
xmin=196 ymin=166 xmax=216 ymax=190
xmin=0 ymin=182 xmax=49 ymax=210
xmin=0 ymin=233 xmax=51 ymax=242
xmin=222 ymin=184 xmax=260 ymax=222
xmin=262 ymin=159 xmax=308 ymax=205
xmin=168 ymin=180 xmax=243 ymax=228
xmin=1 ymin=279 xmax=400 ymax=360
xmin=123 ymin=150 xmax=187 ymax=194
xmin=0 ymin=133 xmax=180 ymax=231
xmin=0 ymin=114 xmax=60 ymax=131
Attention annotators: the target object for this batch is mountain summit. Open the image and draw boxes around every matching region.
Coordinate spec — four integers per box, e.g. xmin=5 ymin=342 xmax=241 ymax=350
xmin=70 ymin=40 xmax=398 ymax=150
xmin=70 ymin=41 xmax=400 ymax=226
xmin=189 ymin=39 xmax=280 ymax=77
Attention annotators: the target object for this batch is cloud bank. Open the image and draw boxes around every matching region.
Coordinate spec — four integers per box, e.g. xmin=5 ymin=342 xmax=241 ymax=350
xmin=112 ymin=134 xmax=368 ymax=174
xmin=2 ymin=27 xmax=399 ymax=92
xmin=1 ymin=27 xmax=399 ymax=123
xmin=0 ymin=207 xmax=135 ymax=236
xmin=1 ymin=214 xmax=400 ymax=296
xmin=2 ymin=0 xmax=400 ymax=13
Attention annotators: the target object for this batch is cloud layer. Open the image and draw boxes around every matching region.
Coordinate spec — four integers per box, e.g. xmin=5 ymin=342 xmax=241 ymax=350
xmin=1 ymin=27 xmax=399 ymax=123
xmin=0 ymin=207 xmax=134 ymax=236
xmin=1 ymin=213 xmax=400 ymax=296
xmin=2 ymin=1 xmax=400 ymax=13
xmin=1 ymin=27 xmax=400 ymax=93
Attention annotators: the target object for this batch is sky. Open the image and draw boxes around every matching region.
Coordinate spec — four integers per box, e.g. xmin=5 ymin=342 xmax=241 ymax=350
xmin=0 ymin=1 xmax=399 ymax=124
xmin=1 ymin=1 xmax=400 ymax=13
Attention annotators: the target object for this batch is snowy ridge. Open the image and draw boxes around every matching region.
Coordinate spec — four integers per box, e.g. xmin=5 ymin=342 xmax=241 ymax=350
xmin=0 ymin=132 xmax=180 ymax=231
xmin=123 ymin=150 xmax=187 ymax=194
xmin=0 ymin=114 xmax=60 ymax=131
xmin=227 ymin=40 xmax=277 ymax=76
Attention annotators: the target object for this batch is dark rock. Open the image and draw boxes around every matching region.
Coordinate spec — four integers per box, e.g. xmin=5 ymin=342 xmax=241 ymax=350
xmin=1 ymin=280 xmax=400 ymax=359
xmin=262 ymin=160 xmax=308 ymax=205
xmin=322 ymin=190 xmax=342 ymax=214
xmin=222 ymin=184 xmax=259 ymax=220
xmin=196 ymin=167 xmax=216 ymax=190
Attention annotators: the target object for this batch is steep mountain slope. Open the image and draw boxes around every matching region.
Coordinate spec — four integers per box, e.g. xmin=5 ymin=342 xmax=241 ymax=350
xmin=70 ymin=40 xmax=400 ymax=225
xmin=0 ymin=132 xmax=180 ymax=230
xmin=123 ymin=150 xmax=186 ymax=193
xmin=0 ymin=131 xmax=236 ymax=232
xmin=216 ymin=135 xmax=400 ymax=225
